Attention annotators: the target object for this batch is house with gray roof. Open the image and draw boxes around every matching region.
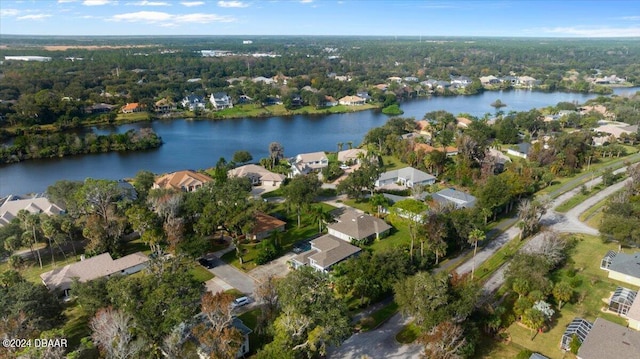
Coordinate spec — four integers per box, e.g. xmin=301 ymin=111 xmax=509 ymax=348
xmin=432 ymin=188 xmax=477 ymax=209
xmin=209 ymin=92 xmax=233 ymax=110
xmin=0 ymin=196 xmax=65 ymax=227
xmin=577 ymin=317 xmax=640 ymax=359
xmin=327 ymin=208 xmax=392 ymax=243
xmin=601 ymin=251 xmax=640 ymax=287
xmin=375 ymin=166 xmax=436 ymax=189
xmin=290 ymin=235 xmax=361 ymax=272
xmin=181 ymin=94 xmax=206 ymax=111
xmin=291 ymin=151 xmax=328 ymax=176
xmin=506 ymin=142 xmax=531 ymax=159
xmin=40 ymin=252 xmax=149 ymax=296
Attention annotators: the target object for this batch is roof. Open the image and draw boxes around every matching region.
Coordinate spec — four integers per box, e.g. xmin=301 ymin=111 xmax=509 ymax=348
xmin=155 ymin=98 xmax=174 ymax=106
xmin=337 ymin=149 xmax=367 ymax=163
xmin=297 ymin=151 xmax=327 ymax=163
xmin=307 ymin=234 xmax=361 ymax=269
xmin=593 ymin=125 xmax=638 ymax=138
xmin=628 ymin=292 xmax=640 ymax=322
xmin=610 ymin=286 xmax=637 ymax=306
xmin=529 ymin=354 xmax=549 ymax=359
xmin=577 ymin=317 xmax=640 ymax=359
xmin=456 ymin=117 xmax=472 ymax=127
xmin=252 ymin=212 xmax=286 ymax=236
xmin=413 ymin=143 xmax=458 ymax=154
xmin=432 ymin=188 xmax=477 ymax=208
xmin=487 ymin=148 xmax=512 ymax=164
xmin=338 ymin=95 xmax=365 ymax=103
xmin=228 ymin=164 xmax=285 ymax=183
xmin=378 ymin=166 xmax=436 ymax=185
xmin=122 ymin=103 xmax=141 ymax=111
xmin=0 ymin=197 xmax=64 ymax=227
xmin=153 ymin=170 xmax=213 ymax=191
xmin=231 ymin=317 xmax=252 ymax=336
xmin=327 ymin=208 xmax=392 ymax=240
xmin=40 ymin=252 xmax=149 ymax=292
xmin=608 ymin=252 xmax=640 ymax=279
xmin=561 ymin=317 xmax=593 ymax=350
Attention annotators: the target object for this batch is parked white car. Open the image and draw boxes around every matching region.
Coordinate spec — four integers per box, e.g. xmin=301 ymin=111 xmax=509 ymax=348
xmin=231 ymin=296 xmax=250 ymax=308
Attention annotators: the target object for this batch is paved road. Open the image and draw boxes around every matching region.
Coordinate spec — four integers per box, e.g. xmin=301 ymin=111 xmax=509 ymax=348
xmin=481 ymin=175 xmax=632 ymax=295
xmin=208 ymin=254 xmax=256 ymax=295
xmin=327 ymin=312 xmax=422 ymax=359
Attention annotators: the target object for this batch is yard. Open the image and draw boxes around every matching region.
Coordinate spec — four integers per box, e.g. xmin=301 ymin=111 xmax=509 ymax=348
xmin=221 ymin=202 xmax=337 ymax=271
xmin=483 ymin=234 xmax=632 ymax=359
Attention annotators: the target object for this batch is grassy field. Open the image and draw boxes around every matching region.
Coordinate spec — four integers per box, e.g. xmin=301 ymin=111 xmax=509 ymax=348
xmin=484 ymin=234 xmax=629 ymax=359
xmin=190 ymin=265 xmax=215 ymax=282
xmin=209 ymin=103 xmax=380 ymax=119
xmin=396 ymin=321 xmax=420 ymax=344
xmin=358 ymin=301 xmax=399 ymax=332
xmin=221 ymin=202 xmax=336 ymax=271
xmin=237 ymin=308 xmax=271 ymax=356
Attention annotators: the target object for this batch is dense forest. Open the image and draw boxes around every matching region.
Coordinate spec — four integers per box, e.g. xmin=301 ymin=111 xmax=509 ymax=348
xmin=0 ymin=36 xmax=638 ymax=134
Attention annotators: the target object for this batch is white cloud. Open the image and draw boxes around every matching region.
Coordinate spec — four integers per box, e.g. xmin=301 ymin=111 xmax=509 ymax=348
xmin=129 ymin=0 xmax=170 ymax=5
xmin=83 ymin=0 xmax=114 ymax=6
xmin=112 ymin=11 xmax=172 ymax=22
xmin=541 ymin=26 xmax=640 ymax=37
xmin=620 ymin=16 xmax=640 ymax=21
xmin=175 ymin=13 xmax=235 ymax=23
xmin=300 ymin=0 xmax=313 ymax=3
xmin=58 ymin=0 xmax=78 ymax=3
xmin=181 ymin=1 xmax=204 ymax=7
xmin=0 ymin=9 xmax=19 ymax=17
xmin=17 ymin=14 xmax=53 ymax=20
xmin=217 ymin=1 xmax=249 ymax=8
xmin=110 ymin=11 xmax=235 ymax=24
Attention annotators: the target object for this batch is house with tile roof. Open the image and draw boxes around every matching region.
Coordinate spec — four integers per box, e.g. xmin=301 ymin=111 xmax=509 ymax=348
xmin=290 ymin=235 xmax=361 ymax=272
xmin=338 ymin=95 xmax=366 ymax=106
xmin=40 ymin=252 xmax=149 ymax=296
xmin=121 ymin=102 xmax=143 ymax=113
xmin=153 ymin=170 xmax=213 ymax=192
xmin=154 ymin=98 xmax=176 ymax=113
xmin=228 ymin=164 xmax=285 ymax=187
xmin=375 ymin=166 xmax=436 ymax=189
xmin=337 ymin=148 xmax=367 ymax=164
xmin=577 ymin=317 xmax=640 ymax=359
xmin=601 ymin=251 xmax=640 ymax=287
xmin=327 ymin=208 xmax=392 ymax=243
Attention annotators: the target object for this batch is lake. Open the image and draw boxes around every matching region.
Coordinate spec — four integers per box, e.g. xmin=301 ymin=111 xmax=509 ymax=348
xmin=1 ymin=87 xmax=637 ymax=196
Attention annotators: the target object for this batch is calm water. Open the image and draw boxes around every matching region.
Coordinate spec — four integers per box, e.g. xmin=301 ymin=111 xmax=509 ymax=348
xmin=1 ymin=87 xmax=637 ymax=196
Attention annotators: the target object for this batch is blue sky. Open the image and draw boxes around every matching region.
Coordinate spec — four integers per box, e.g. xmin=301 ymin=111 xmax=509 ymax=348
xmin=0 ymin=0 xmax=639 ymax=37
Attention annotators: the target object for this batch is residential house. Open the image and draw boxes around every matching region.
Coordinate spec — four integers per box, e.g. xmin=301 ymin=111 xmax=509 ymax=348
xmin=338 ymin=95 xmax=366 ymax=106
xmin=450 ymin=75 xmax=472 ymax=86
xmin=628 ymin=293 xmax=640 ymax=331
xmin=600 ymin=251 xmax=640 ymax=287
xmin=40 ymin=252 xmax=149 ymax=296
xmin=375 ymin=166 xmax=436 ymax=189
xmin=86 ymin=103 xmax=116 ymax=114
xmin=209 ymin=92 xmax=233 ymax=110
xmin=479 ymin=75 xmax=500 ymax=86
xmin=272 ymin=74 xmax=290 ymax=85
xmin=290 ymin=234 xmax=361 ymax=272
xmin=154 ymin=98 xmax=176 ymax=113
xmin=181 ymin=94 xmax=206 ymax=111
xmin=529 ymin=354 xmax=549 ymax=359
xmin=153 ymin=170 xmax=213 ymax=192
xmin=291 ymin=152 xmax=329 ymax=176
xmin=517 ymin=76 xmax=540 ymax=87
xmin=290 ymin=94 xmax=304 ymax=107
xmin=506 ymin=143 xmax=531 ymax=159
xmin=486 ymin=148 xmax=511 ymax=173
xmin=403 ymin=76 xmax=419 ymax=83
xmin=327 ymin=208 xmax=392 ymax=243
xmin=337 ymin=148 xmax=367 ymax=164
xmin=456 ymin=117 xmax=473 ymax=129
xmin=593 ymin=124 xmax=638 ymax=139
xmin=500 ymin=76 xmax=518 ymax=85
xmin=237 ymin=95 xmax=253 ymax=104
xmin=252 ymin=76 xmax=275 ymax=85
xmin=262 ymin=97 xmax=282 ymax=106
xmin=121 ymin=102 xmax=143 ymax=114
xmin=579 ymin=105 xmax=615 ymax=119
xmin=577 ymin=317 xmax=640 ymax=359
xmin=414 ymin=143 xmax=458 ymax=157
xmin=196 ymin=317 xmax=252 ymax=359
xmin=228 ymin=164 xmax=285 ymax=187
xmin=387 ymin=76 xmax=403 ymax=83
xmin=356 ymin=91 xmax=371 ymax=101
xmin=0 ymin=196 xmax=65 ymax=227
xmin=302 ymin=85 xmax=319 ymax=93
xmin=374 ymin=84 xmax=388 ymax=91
xmin=323 ymin=95 xmax=338 ymax=107
xmin=250 ymin=212 xmax=286 ymax=241
xmin=432 ymin=188 xmax=477 ymax=209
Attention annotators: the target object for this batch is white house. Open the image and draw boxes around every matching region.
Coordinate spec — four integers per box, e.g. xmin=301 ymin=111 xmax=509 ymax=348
xmin=290 ymin=151 xmax=328 ymax=176
xmin=181 ymin=94 xmax=206 ymax=111
xmin=228 ymin=164 xmax=285 ymax=187
xmin=375 ymin=167 xmax=436 ymax=188
xmin=327 ymin=208 xmax=392 ymax=243
xmin=209 ymin=92 xmax=233 ymax=110
xmin=338 ymin=95 xmax=366 ymax=106
xmin=601 ymin=251 xmax=640 ymax=287
xmin=506 ymin=143 xmax=531 ymax=159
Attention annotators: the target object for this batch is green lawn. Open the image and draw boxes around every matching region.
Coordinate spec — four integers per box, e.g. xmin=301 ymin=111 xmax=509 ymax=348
xmin=62 ymin=304 xmax=93 ymax=352
xmin=1 ymin=249 xmax=81 ymax=284
xmin=222 ymin=202 xmax=336 ymax=271
xmin=190 ymin=265 xmax=214 ymax=282
xmin=396 ymin=321 xmax=420 ymax=344
xmin=381 ymin=155 xmax=409 ymax=171
xmin=209 ymin=103 xmax=379 ymax=119
xmin=358 ymin=301 xmax=399 ymax=332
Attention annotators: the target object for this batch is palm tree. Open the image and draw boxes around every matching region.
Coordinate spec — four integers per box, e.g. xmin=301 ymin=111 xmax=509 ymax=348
xmin=347 ymin=141 xmax=353 ymax=149
xmin=310 ymin=205 xmax=332 ymax=234
xmin=468 ymin=228 xmax=485 ymax=279
xmin=337 ymin=142 xmax=344 ymax=152
xmin=17 ymin=210 xmax=43 ymax=269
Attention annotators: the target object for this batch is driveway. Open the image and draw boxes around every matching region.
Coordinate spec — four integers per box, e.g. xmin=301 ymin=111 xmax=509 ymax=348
xmin=248 ymin=253 xmax=293 ymax=282
xmin=327 ymin=312 xmax=422 ymax=359
xmin=208 ymin=256 xmax=256 ymax=295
